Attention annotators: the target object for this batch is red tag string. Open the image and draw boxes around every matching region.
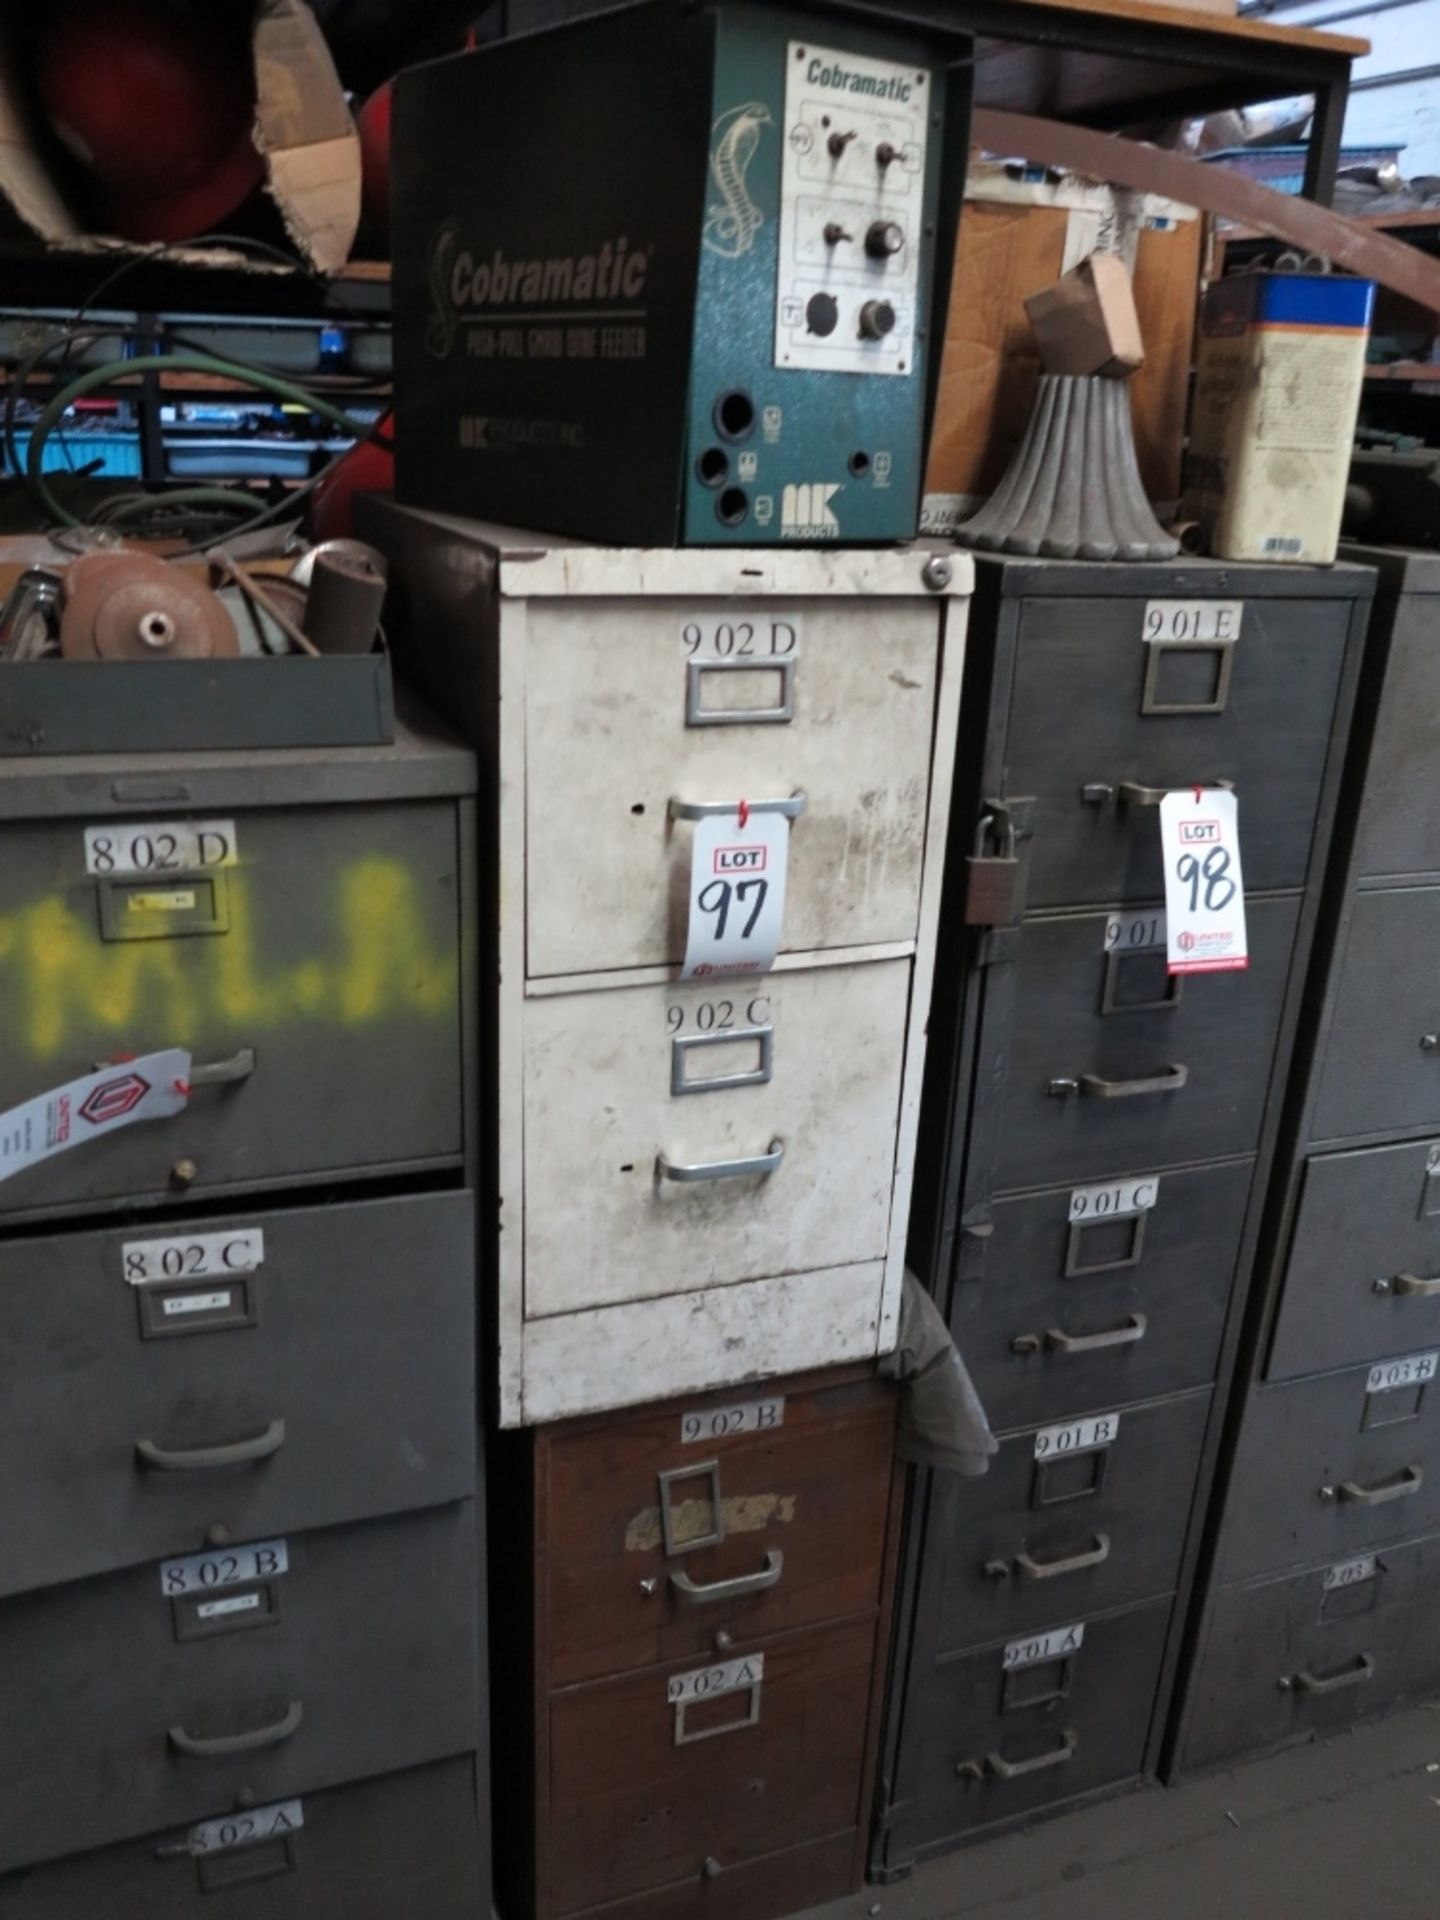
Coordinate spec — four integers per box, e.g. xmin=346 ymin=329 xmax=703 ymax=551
xmin=1194 ymin=785 xmax=1203 ymax=805
xmin=738 ymin=798 xmax=750 ymax=830
xmin=173 ymin=1079 xmax=192 ymax=1097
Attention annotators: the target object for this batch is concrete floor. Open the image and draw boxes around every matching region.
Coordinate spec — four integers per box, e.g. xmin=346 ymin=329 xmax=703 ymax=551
xmin=812 ymin=1705 xmax=1440 ymax=1920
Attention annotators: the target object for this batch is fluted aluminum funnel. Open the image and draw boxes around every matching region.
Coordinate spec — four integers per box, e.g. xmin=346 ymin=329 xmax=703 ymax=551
xmin=956 ymin=374 xmax=1179 ymax=562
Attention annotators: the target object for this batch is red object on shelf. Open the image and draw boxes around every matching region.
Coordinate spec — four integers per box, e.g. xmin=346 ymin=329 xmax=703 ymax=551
xmin=35 ymin=0 xmax=264 ymax=241
xmin=309 ymin=412 xmax=395 ymax=544
xmin=357 ymin=81 xmax=393 ymax=248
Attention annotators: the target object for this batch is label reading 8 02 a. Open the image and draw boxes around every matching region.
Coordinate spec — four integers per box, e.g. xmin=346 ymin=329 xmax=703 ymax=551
xmin=84 ymin=819 xmax=237 ymax=877
xmin=1068 ymin=1177 xmax=1159 ymax=1225
xmin=680 ymin=615 xmax=803 ymax=663
xmin=1033 ymin=1412 xmax=1120 ymax=1461
xmin=160 ymin=1538 xmax=288 ymax=1598
xmin=1003 ymin=1622 xmax=1084 ymax=1671
xmin=1366 ymin=1351 xmax=1438 ymax=1395
xmin=188 ymin=1800 xmax=303 ymax=1858
xmin=680 ymin=1395 xmax=784 ymax=1444
xmin=667 ymin=1652 xmax=763 ymax=1705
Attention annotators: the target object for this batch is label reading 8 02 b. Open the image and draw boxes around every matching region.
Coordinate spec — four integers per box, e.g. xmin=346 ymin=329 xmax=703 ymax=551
xmin=680 ymin=1395 xmax=784 ymax=1444
xmin=188 ymin=1800 xmax=303 ymax=1858
xmin=1033 ymin=1412 xmax=1120 ymax=1461
xmin=1323 ymin=1554 xmax=1378 ymax=1592
xmin=160 ymin=1538 xmax=288 ymax=1597
xmin=680 ymin=615 xmax=803 ymax=662
xmin=1068 ymin=1177 xmax=1159 ymax=1225
xmin=1003 ymin=1622 xmax=1084 ymax=1671
xmin=1366 ymin=1351 xmax=1438 ymax=1395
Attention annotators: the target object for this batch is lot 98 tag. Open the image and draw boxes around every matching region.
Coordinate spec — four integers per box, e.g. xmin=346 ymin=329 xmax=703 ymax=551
xmin=1159 ymin=788 xmax=1248 ymax=976
xmin=682 ymin=810 xmax=789 ymax=981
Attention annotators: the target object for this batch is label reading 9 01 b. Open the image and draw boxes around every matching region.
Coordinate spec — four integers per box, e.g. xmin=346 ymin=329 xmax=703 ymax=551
xmin=1033 ymin=1412 xmax=1120 ymax=1461
xmin=680 ymin=1395 xmax=784 ymax=1444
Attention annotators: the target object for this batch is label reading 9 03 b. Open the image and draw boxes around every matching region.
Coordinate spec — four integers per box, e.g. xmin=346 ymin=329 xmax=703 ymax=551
xmin=680 ymin=1395 xmax=784 ymax=1444
xmin=1366 ymin=1351 xmax=1438 ymax=1395
xmin=1033 ymin=1412 xmax=1120 ymax=1461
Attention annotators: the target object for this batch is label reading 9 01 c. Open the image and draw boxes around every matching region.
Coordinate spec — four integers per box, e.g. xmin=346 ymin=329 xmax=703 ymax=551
xmin=680 ymin=615 xmax=803 ymax=662
xmin=1068 ymin=1178 xmax=1159 ymax=1225
xmin=680 ymin=1395 xmax=784 ymax=1444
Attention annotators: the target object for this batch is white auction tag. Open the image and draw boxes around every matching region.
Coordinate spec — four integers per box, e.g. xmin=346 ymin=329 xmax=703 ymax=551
xmin=682 ymin=809 xmax=789 ymax=980
xmin=1003 ymin=1623 xmax=1084 ymax=1671
xmin=83 ymin=819 xmax=237 ymax=876
xmin=1033 ymin=1411 xmax=1120 ymax=1460
xmin=680 ymin=614 xmax=803 ymax=662
xmin=1323 ymin=1554 xmax=1378 ymax=1593
xmin=122 ymin=1227 xmax=265 ymax=1286
xmin=188 ymin=1800 xmax=303 ymax=1858
xmin=1366 ymin=1351 xmax=1438 ymax=1395
xmin=666 ymin=1652 xmax=764 ymax=1705
xmin=161 ymin=1538 xmax=289 ymax=1598
xmin=1143 ymin=600 xmax=1243 ymax=643
xmin=0 ymin=1050 xmax=191 ymax=1188
xmin=1068 ymin=1177 xmax=1159 ymax=1224
xmin=1103 ymin=908 xmax=1166 ymax=953
xmin=681 ymin=1395 xmax=785 ymax=1444
xmin=1159 ymin=788 xmax=1248 ymax=975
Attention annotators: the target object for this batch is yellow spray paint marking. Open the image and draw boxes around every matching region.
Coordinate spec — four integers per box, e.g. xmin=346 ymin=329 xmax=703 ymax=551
xmin=624 ymin=1494 xmax=797 ymax=1554
xmin=0 ymin=857 xmax=457 ymax=1059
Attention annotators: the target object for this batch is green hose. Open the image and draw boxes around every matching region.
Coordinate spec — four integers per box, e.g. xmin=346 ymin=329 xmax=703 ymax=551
xmin=24 ymin=351 xmax=381 ymax=529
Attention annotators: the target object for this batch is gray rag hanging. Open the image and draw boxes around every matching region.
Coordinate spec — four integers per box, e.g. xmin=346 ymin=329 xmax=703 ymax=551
xmin=878 ymin=1271 xmax=998 ymax=1475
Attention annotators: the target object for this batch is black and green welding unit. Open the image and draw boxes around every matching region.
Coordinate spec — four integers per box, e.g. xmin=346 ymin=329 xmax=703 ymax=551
xmin=392 ymin=0 xmax=971 ymax=545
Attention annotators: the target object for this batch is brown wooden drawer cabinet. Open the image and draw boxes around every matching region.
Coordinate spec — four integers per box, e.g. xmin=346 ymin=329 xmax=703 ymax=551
xmin=494 ymin=1367 xmax=901 ymax=1920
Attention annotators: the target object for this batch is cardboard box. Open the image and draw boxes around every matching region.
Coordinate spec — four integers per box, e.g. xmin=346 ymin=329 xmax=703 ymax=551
xmin=1024 ymin=251 xmax=1145 ymax=377
xmin=0 ymin=0 xmax=359 ymax=274
xmin=923 ymin=171 xmax=1201 ymax=534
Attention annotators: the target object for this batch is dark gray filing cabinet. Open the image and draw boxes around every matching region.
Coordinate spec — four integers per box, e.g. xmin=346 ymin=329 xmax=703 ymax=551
xmin=874 ymin=557 xmax=1372 ymax=1873
xmin=1170 ymin=546 xmax=1440 ymax=1777
xmin=0 ymin=712 xmax=491 ymax=1911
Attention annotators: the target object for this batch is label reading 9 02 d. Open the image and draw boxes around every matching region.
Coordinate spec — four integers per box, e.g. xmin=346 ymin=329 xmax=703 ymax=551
xmin=680 ymin=1396 xmax=784 ymax=1444
xmin=680 ymin=615 xmax=803 ymax=662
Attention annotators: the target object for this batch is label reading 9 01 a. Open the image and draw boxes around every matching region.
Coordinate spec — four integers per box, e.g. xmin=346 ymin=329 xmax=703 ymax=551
xmin=1366 ymin=1351 xmax=1438 ymax=1395
xmin=1003 ymin=1622 xmax=1084 ymax=1671
xmin=680 ymin=615 xmax=803 ymax=662
xmin=680 ymin=1395 xmax=784 ymax=1444
xmin=188 ymin=1800 xmax=303 ymax=1858
xmin=1068 ymin=1177 xmax=1159 ymax=1225
xmin=160 ymin=1538 xmax=288 ymax=1598
xmin=84 ymin=819 xmax=237 ymax=877
xmin=1033 ymin=1412 xmax=1120 ymax=1461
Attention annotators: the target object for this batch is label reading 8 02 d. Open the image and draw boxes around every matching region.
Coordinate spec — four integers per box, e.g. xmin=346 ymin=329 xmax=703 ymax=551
xmin=84 ymin=819 xmax=237 ymax=876
xmin=1366 ymin=1352 xmax=1438 ymax=1395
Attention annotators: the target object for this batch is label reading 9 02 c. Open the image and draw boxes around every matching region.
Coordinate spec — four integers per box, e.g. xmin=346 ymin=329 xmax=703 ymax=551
xmin=1366 ymin=1351 xmax=1438 ymax=1395
xmin=1033 ymin=1412 xmax=1120 ymax=1461
xmin=1323 ymin=1554 xmax=1378 ymax=1593
xmin=1068 ymin=1178 xmax=1159 ymax=1225
xmin=680 ymin=615 xmax=803 ymax=662
xmin=188 ymin=1800 xmax=303 ymax=1858
xmin=84 ymin=819 xmax=237 ymax=876
xmin=666 ymin=1652 xmax=763 ymax=1705
xmin=160 ymin=1538 xmax=288 ymax=1598
xmin=122 ymin=1228 xmax=265 ymax=1286
xmin=680 ymin=1395 xmax=785 ymax=1444
xmin=1003 ymin=1622 xmax=1084 ymax=1671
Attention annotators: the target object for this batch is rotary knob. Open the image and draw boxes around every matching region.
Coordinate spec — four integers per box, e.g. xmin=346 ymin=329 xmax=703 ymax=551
xmin=858 ymin=300 xmax=896 ymax=341
xmin=805 ymin=292 xmax=839 ymax=337
xmin=865 ymin=219 xmax=905 ymax=260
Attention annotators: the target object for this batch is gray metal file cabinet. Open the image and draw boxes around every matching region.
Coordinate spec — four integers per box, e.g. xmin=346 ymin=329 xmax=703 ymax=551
xmin=1171 ymin=547 xmax=1440 ymax=1777
xmin=0 ymin=718 xmax=491 ymax=1914
xmin=873 ymin=557 xmax=1372 ymax=1872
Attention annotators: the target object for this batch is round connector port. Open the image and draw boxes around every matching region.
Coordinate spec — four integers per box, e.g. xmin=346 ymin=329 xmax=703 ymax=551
xmin=696 ymin=446 xmax=729 ymax=488
xmin=713 ymin=389 xmax=757 ymax=442
xmin=849 ymin=450 xmax=872 ymax=477
xmin=715 ymin=487 xmax=749 ymax=527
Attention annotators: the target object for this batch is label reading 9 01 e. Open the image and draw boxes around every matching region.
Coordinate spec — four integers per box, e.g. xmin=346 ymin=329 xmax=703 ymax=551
xmin=1068 ymin=1177 xmax=1159 ymax=1224
xmin=160 ymin=1538 xmax=288 ymax=1598
xmin=1366 ymin=1351 xmax=1438 ymax=1395
xmin=188 ymin=1800 xmax=303 ymax=1858
xmin=122 ymin=1228 xmax=265 ymax=1286
xmin=680 ymin=1395 xmax=784 ymax=1444
xmin=84 ymin=819 xmax=237 ymax=877
xmin=666 ymin=1652 xmax=763 ymax=1705
xmin=1033 ymin=1412 xmax=1120 ymax=1460
xmin=1104 ymin=909 xmax=1167 ymax=953
xmin=1003 ymin=1622 xmax=1084 ymax=1671
xmin=1143 ymin=600 xmax=1243 ymax=643
xmin=680 ymin=615 xmax=803 ymax=662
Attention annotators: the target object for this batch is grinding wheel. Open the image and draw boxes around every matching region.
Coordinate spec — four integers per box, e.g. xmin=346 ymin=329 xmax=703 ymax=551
xmin=60 ymin=551 xmax=240 ymax=661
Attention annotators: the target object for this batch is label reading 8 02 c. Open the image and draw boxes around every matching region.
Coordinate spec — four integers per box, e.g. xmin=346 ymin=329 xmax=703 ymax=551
xmin=160 ymin=1538 xmax=288 ymax=1598
xmin=1003 ymin=1622 xmax=1084 ymax=1671
xmin=188 ymin=1800 xmax=303 ymax=1858
xmin=1068 ymin=1177 xmax=1159 ymax=1224
xmin=1323 ymin=1554 xmax=1378 ymax=1592
xmin=122 ymin=1227 xmax=265 ymax=1286
xmin=1366 ymin=1351 xmax=1438 ymax=1395
xmin=84 ymin=819 xmax=237 ymax=876
xmin=666 ymin=1652 xmax=763 ymax=1705
xmin=680 ymin=615 xmax=803 ymax=662
xmin=1033 ymin=1412 xmax=1120 ymax=1461
xmin=1142 ymin=600 xmax=1243 ymax=644
xmin=681 ymin=1395 xmax=784 ymax=1444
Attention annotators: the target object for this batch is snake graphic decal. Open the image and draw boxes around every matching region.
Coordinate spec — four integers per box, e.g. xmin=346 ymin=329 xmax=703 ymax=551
xmin=703 ymin=101 xmax=772 ymax=260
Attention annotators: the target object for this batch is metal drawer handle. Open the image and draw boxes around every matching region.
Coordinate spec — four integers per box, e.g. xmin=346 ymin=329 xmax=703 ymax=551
xmin=657 ymin=1139 xmax=784 ymax=1183
xmin=1045 ymin=1315 xmax=1147 ymax=1355
xmin=1079 ymin=1065 xmax=1188 ymax=1100
xmin=986 ymin=1731 xmax=1078 ymax=1780
xmin=168 ymin=1700 xmax=304 ymax=1758
xmin=668 ymin=792 xmax=807 ymax=822
xmin=188 ymin=1048 xmax=257 ymax=1089
xmin=1288 ymin=1655 xmax=1375 ymax=1697
xmin=1083 ymin=779 xmax=1235 ymax=808
xmin=669 ymin=1550 xmax=784 ymax=1605
xmin=1013 ymin=1535 xmax=1111 ymax=1581
xmin=1337 ymin=1465 xmax=1422 ymax=1506
xmin=136 ymin=1417 xmax=286 ymax=1473
xmin=1393 ymin=1272 xmax=1440 ymax=1298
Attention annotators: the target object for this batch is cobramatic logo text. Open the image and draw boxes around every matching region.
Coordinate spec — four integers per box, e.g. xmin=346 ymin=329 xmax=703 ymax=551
xmin=806 ymin=57 xmax=915 ymax=102
xmin=426 ymin=220 xmax=651 ymax=357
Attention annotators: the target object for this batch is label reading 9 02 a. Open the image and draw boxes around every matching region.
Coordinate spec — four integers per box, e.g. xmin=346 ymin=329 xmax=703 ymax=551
xmin=84 ymin=819 xmax=237 ymax=876
xmin=680 ymin=615 xmax=803 ymax=662
xmin=160 ymin=1538 xmax=288 ymax=1598
xmin=666 ymin=1652 xmax=763 ymax=1705
xmin=1033 ymin=1412 xmax=1120 ymax=1461
xmin=188 ymin=1800 xmax=303 ymax=1858
xmin=1366 ymin=1351 xmax=1438 ymax=1395
xmin=1068 ymin=1177 xmax=1159 ymax=1225
xmin=680 ymin=1395 xmax=785 ymax=1444
xmin=1003 ymin=1622 xmax=1084 ymax=1671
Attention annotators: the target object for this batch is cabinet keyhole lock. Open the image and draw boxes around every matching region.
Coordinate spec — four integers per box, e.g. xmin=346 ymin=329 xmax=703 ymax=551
xmin=955 ymin=1759 xmax=984 ymax=1782
xmin=713 ymin=1629 xmax=735 ymax=1653
xmin=982 ymin=1558 xmax=1012 ymax=1581
xmin=1373 ymin=1277 xmax=1393 ymax=1294
xmin=1011 ymin=1333 xmax=1042 ymax=1356
xmin=1318 ymin=1485 xmax=1337 ymax=1503
xmin=638 ymin=1577 xmax=658 ymax=1597
xmin=1422 ymin=1034 xmax=1439 ymax=1053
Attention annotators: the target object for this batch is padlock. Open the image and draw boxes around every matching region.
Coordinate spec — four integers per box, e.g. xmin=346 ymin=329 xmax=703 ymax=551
xmin=964 ymin=814 xmax=1019 ymax=926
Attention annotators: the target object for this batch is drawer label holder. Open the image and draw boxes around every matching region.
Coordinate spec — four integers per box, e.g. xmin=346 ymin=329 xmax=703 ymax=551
xmin=668 ymin=1652 xmax=764 ymax=1745
xmin=680 ymin=1395 xmax=785 ymax=1444
xmin=123 ymin=1227 xmax=265 ymax=1285
xmin=187 ymin=1800 xmax=303 ymax=1858
xmin=1068 ymin=1178 xmax=1159 ymax=1224
xmin=1366 ymin=1352 xmax=1438 ymax=1395
xmin=1033 ymin=1412 xmax=1120 ymax=1461
xmin=1323 ymin=1554 xmax=1378 ymax=1592
xmin=0 ymin=1049 xmax=191 ymax=1188
xmin=161 ymin=1538 xmax=289 ymax=1598
xmin=1003 ymin=1622 xmax=1084 ymax=1671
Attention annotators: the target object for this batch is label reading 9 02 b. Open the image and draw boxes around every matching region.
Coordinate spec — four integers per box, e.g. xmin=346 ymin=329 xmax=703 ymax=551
xmin=1366 ymin=1351 xmax=1438 ymax=1395
xmin=1033 ymin=1412 xmax=1120 ymax=1461
xmin=680 ymin=1396 xmax=784 ymax=1444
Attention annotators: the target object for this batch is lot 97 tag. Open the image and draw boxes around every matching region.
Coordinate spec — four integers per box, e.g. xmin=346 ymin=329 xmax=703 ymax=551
xmin=1159 ymin=788 xmax=1248 ymax=976
xmin=682 ymin=810 xmax=789 ymax=980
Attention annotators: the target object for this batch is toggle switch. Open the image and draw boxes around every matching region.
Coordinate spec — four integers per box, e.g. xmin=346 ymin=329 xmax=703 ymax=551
xmin=827 ymin=128 xmax=858 ymax=158
xmin=876 ymin=141 xmax=902 ymax=168
xmin=823 ymin=222 xmax=853 ymax=246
